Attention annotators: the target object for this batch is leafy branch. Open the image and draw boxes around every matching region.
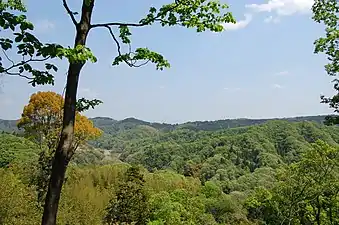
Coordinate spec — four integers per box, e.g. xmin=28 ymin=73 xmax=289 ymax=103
xmin=87 ymin=0 xmax=235 ymax=70
xmin=76 ymin=98 xmax=103 ymax=112
xmin=104 ymin=25 xmax=169 ymax=69
xmin=0 ymin=7 xmax=64 ymax=86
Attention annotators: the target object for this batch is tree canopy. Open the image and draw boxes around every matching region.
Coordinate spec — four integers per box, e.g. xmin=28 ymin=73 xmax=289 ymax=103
xmin=17 ymin=91 xmax=102 ymax=150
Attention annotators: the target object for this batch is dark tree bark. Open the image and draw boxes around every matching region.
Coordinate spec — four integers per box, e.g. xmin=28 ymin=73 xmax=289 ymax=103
xmin=41 ymin=1 xmax=95 ymax=224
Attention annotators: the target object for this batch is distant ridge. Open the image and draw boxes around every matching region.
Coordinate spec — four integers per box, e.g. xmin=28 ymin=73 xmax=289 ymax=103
xmin=90 ymin=115 xmax=329 ymax=134
xmin=0 ymin=115 xmax=330 ymax=134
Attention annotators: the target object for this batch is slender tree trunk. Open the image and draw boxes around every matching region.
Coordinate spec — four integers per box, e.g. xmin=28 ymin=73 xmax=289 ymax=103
xmin=316 ymin=196 xmax=321 ymax=225
xmin=41 ymin=1 xmax=94 ymax=225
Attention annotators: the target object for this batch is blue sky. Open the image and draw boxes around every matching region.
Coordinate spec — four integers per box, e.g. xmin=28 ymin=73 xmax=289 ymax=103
xmin=0 ymin=0 xmax=335 ymax=123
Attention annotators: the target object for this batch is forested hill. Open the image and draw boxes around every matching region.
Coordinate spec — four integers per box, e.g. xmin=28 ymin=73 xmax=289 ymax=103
xmin=0 ymin=115 xmax=328 ymax=134
xmin=91 ymin=115 xmax=329 ymax=134
xmin=2 ymin=115 xmax=339 ymax=224
xmin=0 ymin=119 xmax=18 ymax=133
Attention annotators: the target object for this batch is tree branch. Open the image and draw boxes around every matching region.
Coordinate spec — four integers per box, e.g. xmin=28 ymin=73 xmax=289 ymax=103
xmin=91 ymin=22 xmax=145 ymax=28
xmin=62 ymin=0 xmax=78 ymax=26
xmin=5 ymin=71 xmax=33 ymax=80
xmin=2 ymin=49 xmax=15 ymax=66
xmin=3 ymin=56 xmax=51 ymax=73
xmin=105 ymin=25 xmax=123 ymax=56
xmin=90 ymin=1 xmax=182 ymax=29
xmin=104 ymin=25 xmax=150 ymax=68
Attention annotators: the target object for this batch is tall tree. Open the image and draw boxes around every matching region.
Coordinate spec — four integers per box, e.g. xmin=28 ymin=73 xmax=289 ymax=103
xmin=17 ymin=91 xmax=102 ymax=205
xmin=104 ymin=166 xmax=149 ymax=225
xmin=312 ymin=0 xmax=339 ymax=124
xmin=39 ymin=1 xmax=235 ymax=224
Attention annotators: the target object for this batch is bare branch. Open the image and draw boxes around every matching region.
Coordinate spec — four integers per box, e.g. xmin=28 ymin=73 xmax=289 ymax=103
xmin=5 ymin=71 xmax=33 ymax=80
xmin=62 ymin=0 xmax=78 ymax=26
xmin=3 ymin=56 xmax=51 ymax=73
xmin=92 ymin=22 xmax=145 ymax=28
xmin=105 ymin=25 xmax=123 ymax=55
xmin=104 ymin=25 xmax=150 ymax=68
xmin=2 ymin=49 xmax=15 ymax=66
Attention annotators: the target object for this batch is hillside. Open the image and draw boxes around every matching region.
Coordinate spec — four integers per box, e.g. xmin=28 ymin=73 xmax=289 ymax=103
xmin=1 ymin=117 xmax=339 ymax=224
xmin=0 ymin=115 xmax=328 ymax=134
xmin=96 ymin=120 xmax=339 ymax=177
xmin=1 ymin=115 xmax=339 ymax=224
xmin=91 ymin=115 xmax=329 ymax=133
xmin=0 ymin=119 xmax=19 ymax=133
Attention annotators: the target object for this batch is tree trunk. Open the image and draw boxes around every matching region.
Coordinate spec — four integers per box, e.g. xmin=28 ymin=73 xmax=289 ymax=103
xmin=316 ymin=196 xmax=321 ymax=225
xmin=41 ymin=1 xmax=94 ymax=225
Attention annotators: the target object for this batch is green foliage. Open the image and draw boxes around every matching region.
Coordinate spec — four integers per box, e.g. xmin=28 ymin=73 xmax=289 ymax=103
xmin=76 ymin=98 xmax=103 ymax=112
xmin=104 ymin=166 xmax=150 ymax=225
xmin=107 ymin=121 xmax=338 ymax=189
xmin=0 ymin=0 xmax=26 ymax=11
xmin=0 ymin=133 xmax=39 ymax=167
xmin=113 ymin=47 xmax=171 ymax=70
xmin=139 ymin=0 xmax=235 ymax=32
xmin=59 ymin=45 xmax=97 ymax=63
xmin=108 ymin=0 xmax=235 ymax=70
xmin=0 ymin=3 xmax=63 ymax=86
xmin=246 ymin=140 xmax=339 ymax=224
xmin=0 ymin=169 xmax=40 ymax=225
xmin=0 ymin=4 xmax=97 ymax=88
xmin=2 ymin=116 xmax=339 ymax=224
xmin=148 ymin=189 xmax=216 ymax=225
xmin=312 ymin=0 xmax=339 ymax=124
xmin=1 ymin=132 xmax=339 ymax=225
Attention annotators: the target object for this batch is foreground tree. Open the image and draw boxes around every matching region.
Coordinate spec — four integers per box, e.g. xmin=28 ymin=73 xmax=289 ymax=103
xmin=17 ymin=91 xmax=102 ymax=204
xmin=312 ymin=0 xmax=339 ymax=124
xmin=31 ymin=1 xmax=235 ymax=224
xmin=104 ymin=166 xmax=150 ymax=225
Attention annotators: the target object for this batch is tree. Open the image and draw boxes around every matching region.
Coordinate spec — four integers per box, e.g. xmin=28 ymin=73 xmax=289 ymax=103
xmin=18 ymin=91 xmax=102 ymax=150
xmin=104 ymin=166 xmax=150 ymax=225
xmin=38 ymin=1 xmax=235 ymax=224
xmin=246 ymin=140 xmax=339 ymax=224
xmin=17 ymin=91 xmax=102 ymax=204
xmin=312 ymin=0 xmax=339 ymax=124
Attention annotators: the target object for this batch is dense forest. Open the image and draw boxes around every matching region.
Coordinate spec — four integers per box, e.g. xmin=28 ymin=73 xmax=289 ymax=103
xmin=1 ymin=0 xmax=339 ymax=224
xmin=1 ymin=115 xmax=339 ymax=224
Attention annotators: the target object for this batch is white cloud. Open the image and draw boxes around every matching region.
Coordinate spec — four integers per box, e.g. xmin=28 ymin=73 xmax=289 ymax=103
xmin=223 ymin=87 xmax=242 ymax=92
xmin=246 ymin=0 xmax=313 ymax=17
xmin=272 ymin=83 xmax=283 ymax=89
xmin=78 ymin=88 xmax=99 ymax=99
xmin=34 ymin=19 xmax=55 ymax=33
xmin=275 ymin=70 xmax=289 ymax=75
xmin=222 ymin=14 xmax=252 ymax=31
xmin=264 ymin=15 xmax=281 ymax=23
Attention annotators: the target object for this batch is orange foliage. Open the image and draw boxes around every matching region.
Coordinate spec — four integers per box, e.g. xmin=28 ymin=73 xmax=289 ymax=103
xmin=18 ymin=91 xmax=102 ymax=149
xmin=74 ymin=113 xmax=102 ymax=145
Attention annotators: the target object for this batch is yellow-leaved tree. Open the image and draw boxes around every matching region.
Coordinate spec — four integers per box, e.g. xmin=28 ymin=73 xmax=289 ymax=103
xmin=18 ymin=91 xmax=102 ymax=149
xmin=17 ymin=91 xmax=102 ymax=204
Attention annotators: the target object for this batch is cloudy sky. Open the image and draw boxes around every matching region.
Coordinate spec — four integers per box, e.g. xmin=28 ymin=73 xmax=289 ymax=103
xmin=0 ymin=0 xmax=335 ymax=123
